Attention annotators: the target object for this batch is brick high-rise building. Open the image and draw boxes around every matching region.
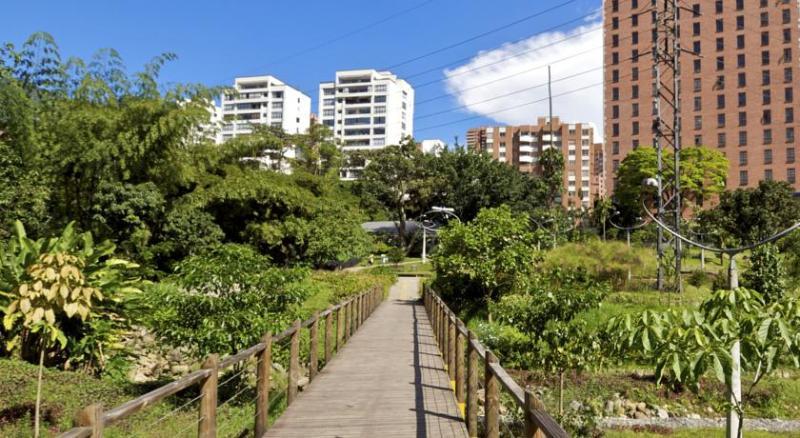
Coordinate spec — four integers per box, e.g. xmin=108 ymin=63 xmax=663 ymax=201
xmin=467 ymin=117 xmax=604 ymax=208
xmin=604 ymin=0 xmax=800 ymax=195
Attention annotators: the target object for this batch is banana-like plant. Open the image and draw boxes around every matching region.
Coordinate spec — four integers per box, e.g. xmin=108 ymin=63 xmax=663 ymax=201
xmin=0 ymin=221 xmax=140 ymax=437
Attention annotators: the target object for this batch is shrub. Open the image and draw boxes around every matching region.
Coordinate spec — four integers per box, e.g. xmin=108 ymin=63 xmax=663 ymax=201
xmin=743 ymin=244 xmax=787 ymax=303
xmin=142 ymin=244 xmax=310 ymax=359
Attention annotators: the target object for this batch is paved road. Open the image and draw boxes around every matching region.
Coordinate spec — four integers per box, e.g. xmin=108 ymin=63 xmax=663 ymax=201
xmin=264 ymin=277 xmax=468 ymax=437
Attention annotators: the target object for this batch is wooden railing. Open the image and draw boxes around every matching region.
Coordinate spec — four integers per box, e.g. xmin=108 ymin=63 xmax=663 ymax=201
xmin=423 ymin=287 xmax=568 ymax=438
xmin=58 ymin=287 xmax=385 ymax=438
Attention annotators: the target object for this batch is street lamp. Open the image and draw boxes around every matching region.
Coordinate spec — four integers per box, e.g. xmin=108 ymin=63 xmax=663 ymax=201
xmin=418 ymin=206 xmax=461 ymax=263
xmin=608 ymin=210 xmax=647 ymax=248
xmin=641 ymin=194 xmax=800 ymax=438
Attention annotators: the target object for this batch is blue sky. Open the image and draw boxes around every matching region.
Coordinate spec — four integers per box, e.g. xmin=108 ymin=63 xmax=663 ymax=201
xmin=3 ymin=0 xmax=603 ymax=144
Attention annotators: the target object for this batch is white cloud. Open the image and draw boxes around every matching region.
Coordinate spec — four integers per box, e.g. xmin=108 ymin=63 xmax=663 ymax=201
xmin=442 ymin=21 xmax=604 ymax=136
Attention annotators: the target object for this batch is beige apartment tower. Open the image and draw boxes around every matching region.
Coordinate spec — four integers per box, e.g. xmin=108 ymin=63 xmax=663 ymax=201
xmin=468 ymin=117 xmax=605 ymax=209
xmin=604 ymin=0 xmax=800 ymax=194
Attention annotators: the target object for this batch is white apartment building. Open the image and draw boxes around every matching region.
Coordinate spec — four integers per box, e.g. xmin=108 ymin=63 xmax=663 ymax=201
xmin=220 ymin=75 xmax=311 ymax=142
xmin=318 ymin=69 xmax=414 ymax=179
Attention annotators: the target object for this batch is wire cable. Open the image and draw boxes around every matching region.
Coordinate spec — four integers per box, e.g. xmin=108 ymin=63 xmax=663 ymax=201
xmin=384 ymin=0 xmax=579 ymax=71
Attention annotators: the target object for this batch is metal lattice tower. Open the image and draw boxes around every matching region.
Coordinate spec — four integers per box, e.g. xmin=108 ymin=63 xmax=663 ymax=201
xmin=652 ymin=0 xmax=684 ymax=292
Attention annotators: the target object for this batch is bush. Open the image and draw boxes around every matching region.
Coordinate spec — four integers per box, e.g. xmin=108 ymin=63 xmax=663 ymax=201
xmin=387 ymin=247 xmax=405 ymax=264
xmin=141 ymin=244 xmax=310 ymax=359
xmin=540 ymin=240 xmax=653 ymax=290
xmin=687 ymin=270 xmax=711 ymax=287
xmin=742 ymin=244 xmax=787 ymax=303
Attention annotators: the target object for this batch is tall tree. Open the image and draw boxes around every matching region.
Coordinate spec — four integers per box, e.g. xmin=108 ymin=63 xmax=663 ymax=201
xmin=614 ymin=145 xmax=728 ymax=218
xmin=540 ymin=147 xmax=565 ymax=207
xmin=292 ymin=123 xmax=341 ymax=177
xmin=359 ymin=137 xmax=433 ymax=249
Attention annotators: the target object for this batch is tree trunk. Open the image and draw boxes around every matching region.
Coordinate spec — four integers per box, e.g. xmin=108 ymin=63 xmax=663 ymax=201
xmin=35 ymin=348 xmax=44 ymax=438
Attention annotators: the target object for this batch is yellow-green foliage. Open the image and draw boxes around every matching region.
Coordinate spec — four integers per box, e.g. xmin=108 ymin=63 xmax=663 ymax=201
xmin=540 ymin=240 xmax=655 ymax=289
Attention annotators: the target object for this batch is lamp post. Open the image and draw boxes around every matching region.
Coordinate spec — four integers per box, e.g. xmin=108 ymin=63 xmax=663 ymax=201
xmin=419 ymin=206 xmax=460 ymax=263
xmin=641 ymin=179 xmax=800 ymax=438
xmin=608 ymin=211 xmax=647 ymax=248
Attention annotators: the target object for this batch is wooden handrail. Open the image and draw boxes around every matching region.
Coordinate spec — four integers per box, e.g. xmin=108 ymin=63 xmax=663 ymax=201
xmin=57 ymin=287 xmax=386 ymax=438
xmin=423 ymin=286 xmax=568 ymax=438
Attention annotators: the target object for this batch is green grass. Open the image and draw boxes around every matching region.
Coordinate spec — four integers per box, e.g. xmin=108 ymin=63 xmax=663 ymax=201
xmin=605 ymin=428 xmax=800 ymax=437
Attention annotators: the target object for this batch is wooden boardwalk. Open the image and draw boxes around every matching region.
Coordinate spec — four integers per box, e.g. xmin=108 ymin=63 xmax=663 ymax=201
xmin=264 ymin=277 xmax=469 ymax=438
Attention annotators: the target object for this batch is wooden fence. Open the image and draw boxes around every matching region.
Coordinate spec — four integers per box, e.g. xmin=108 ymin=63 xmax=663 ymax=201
xmin=423 ymin=286 xmax=568 ymax=438
xmin=57 ymin=287 xmax=385 ymax=438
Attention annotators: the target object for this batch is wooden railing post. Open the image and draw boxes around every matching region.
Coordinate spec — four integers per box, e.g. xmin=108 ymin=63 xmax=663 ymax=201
xmin=288 ymin=320 xmax=301 ymax=405
xmin=356 ymin=294 xmax=362 ymax=328
xmin=524 ymin=388 xmax=545 ymax=438
xmin=466 ymin=332 xmax=479 ymax=437
xmin=309 ymin=312 xmax=319 ymax=381
xmin=484 ymin=351 xmax=500 ymax=438
xmin=76 ymin=403 xmax=103 ymax=437
xmin=255 ymin=333 xmax=272 ymax=436
xmin=447 ymin=316 xmax=456 ymax=383
xmin=441 ymin=308 xmax=449 ymax=369
xmin=198 ymin=354 xmax=219 ymax=438
xmin=337 ymin=304 xmax=344 ymax=347
xmin=455 ymin=326 xmax=466 ymax=415
xmin=344 ymin=300 xmax=351 ymax=341
xmin=325 ymin=306 xmax=334 ymax=363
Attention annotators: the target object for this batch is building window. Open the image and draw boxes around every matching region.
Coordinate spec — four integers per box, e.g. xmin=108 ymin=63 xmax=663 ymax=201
xmin=694 ymin=78 xmax=702 ymax=91
xmin=612 ymin=141 xmax=620 ymax=155
xmin=612 ymin=123 xmax=619 ymax=136
xmin=718 ymin=132 xmax=727 ymax=147
xmin=786 ymin=87 xmax=794 ymax=103
xmin=736 ymin=0 xmax=744 ymax=10
xmin=693 ymin=41 xmax=701 ymax=54
xmin=612 ymin=87 xmax=619 ymax=101
xmin=737 ymin=16 xmax=745 ymax=30
xmin=632 ymin=67 xmax=639 ymax=80
xmin=761 ymin=12 xmax=769 ymax=27
xmin=718 ymin=113 xmax=726 ymax=127
xmin=694 ymin=59 xmax=702 ymax=73
xmin=715 ymin=75 xmax=725 ymax=90
xmin=761 ymin=51 xmax=770 ymax=66
xmin=761 ymin=32 xmax=769 ymax=46
xmin=786 ymin=68 xmax=794 ymax=83
xmin=762 ymin=70 xmax=771 ymax=85
xmin=612 ymin=105 xmax=619 ymax=119
xmin=765 ymin=149 xmax=773 ymax=164
xmin=739 ymin=112 xmax=747 ymax=126
xmin=763 ymin=109 xmax=772 ymax=124
xmin=783 ymin=9 xmax=791 ymax=24
xmin=739 ymin=131 xmax=748 ymax=145
xmin=694 ymin=96 xmax=702 ymax=111
xmin=789 ymin=168 xmax=796 ymax=184
xmin=738 ymin=92 xmax=747 ymax=107
xmin=788 ymin=128 xmax=796 ymax=143
xmin=765 ymin=169 xmax=774 ymax=181
xmin=716 ymin=57 xmax=725 ymax=71
xmin=785 ymin=28 xmax=793 ymax=44
xmin=632 ymin=103 xmax=640 ymax=117
xmin=716 ymin=38 xmax=724 ymax=51
xmin=763 ymin=89 xmax=771 ymax=105
xmin=789 ymin=148 xmax=797 ymax=163
xmin=633 ymin=32 xmax=639 ymax=44
xmin=740 ymin=170 xmax=748 ymax=186
xmin=788 ymin=107 xmax=796 ymax=123
xmin=694 ymin=116 xmax=702 ymax=130
xmin=737 ymin=54 xmax=746 ymax=68
xmin=764 ymin=129 xmax=773 ymax=144
xmin=716 ymin=19 xmax=724 ymax=32
xmin=632 ymin=85 xmax=639 ymax=98
xmin=738 ymin=72 xmax=746 ymax=87
xmin=632 ymin=121 xmax=639 ymax=135
xmin=739 ymin=150 xmax=748 ymax=165
xmin=783 ymin=48 xmax=792 ymax=63
xmin=717 ymin=95 xmax=725 ymax=109
xmin=715 ymin=0 xmax=722 ymax=13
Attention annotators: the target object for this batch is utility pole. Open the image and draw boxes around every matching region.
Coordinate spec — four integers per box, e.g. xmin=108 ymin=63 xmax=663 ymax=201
xmin=652 ymin=0 xmax=683 ymax=293
xmin=548 ymin=65 xmax=554 ymax=151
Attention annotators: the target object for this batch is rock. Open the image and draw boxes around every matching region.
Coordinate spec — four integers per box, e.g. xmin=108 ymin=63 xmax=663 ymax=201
xmin=687 ymin=413 xmax=701 ymax=419
xmin=705 ymin=406 xmax=715 ymax=414
xmin=298 ymin=377 xmax=310 ymax=390
xmin=633 ymin=411 xmax=649 ymax=419
xmin=569 ymin=400 xmax=583 ymax=411
xmin=636 ymin=402 xmax=647 ymax=412
xmin=604 ymin=401 xmax=616 ymax=416
xmin=171 ymin=364 xmax=190 ymax=375
xmin=656 ymin=407 xmax=669 ymax=419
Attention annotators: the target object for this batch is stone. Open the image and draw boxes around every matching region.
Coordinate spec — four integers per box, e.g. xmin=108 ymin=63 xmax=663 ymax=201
xmin=298 ymin=377 xmax=310 ymax=390
xmin=171 ymin=364 xmax=190 ymax=375
xmin=636 ymin=402 xmax=647 ymax=412
xmin=633 ymin=411 xmax=649 ymax=419
xmin=569 ymin=400 xmax=583 ymax=411
xmin=656 ymin=407 xmax=669 ymax=419
xmin=604 ymin=401 xmax=616 ymax=416
xmin=687 ymin=413 xmax=701 ymax=419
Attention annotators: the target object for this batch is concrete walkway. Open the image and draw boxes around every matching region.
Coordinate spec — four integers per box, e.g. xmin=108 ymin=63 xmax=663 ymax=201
xmin=264 ymin=277 xmax=468 ymax=437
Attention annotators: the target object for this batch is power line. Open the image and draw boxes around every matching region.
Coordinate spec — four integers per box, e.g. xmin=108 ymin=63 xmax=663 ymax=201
xmin=415 ymin=66 xmax=656 ymax=134
xmin=404 ymin=12 xmax=599 ymax=81
xmin=384 ymin=0 xmax=578 ymax=71
xmin=415 ymin=64 xmax=604 ymax=120
xmin=218 ymin=0 xmax=435 ymax=83
xmin=410 ymin=9 xmax=646 ymax=91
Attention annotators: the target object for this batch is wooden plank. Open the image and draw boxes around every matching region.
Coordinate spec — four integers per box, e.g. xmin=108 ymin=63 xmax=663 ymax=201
xmin=324 ymin=305 xmax=334 ymax=363
xmin=309 ymin=312 xmax=319 ymax=381
xmin=466 ymin=332 xmax=479 ymax=437
xmin=103 ymin=369 xmax=210 ymax=425
xmin=264 ymin=277 xmax=468 ymax=438
xmin=219 ymin=342 xmax=264 ymax=369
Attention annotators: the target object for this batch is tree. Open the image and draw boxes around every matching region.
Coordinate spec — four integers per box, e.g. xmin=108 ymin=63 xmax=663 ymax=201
xmin=699 ymin=180 xmax=800 ymax=244
xmin=424 ymin=149 xmax=548 ymax=222
xmin=742 ymin=244 xmax=787 ymax=303
xmin=432 ymin=206 xmax=538 ymax=317
xmin=606 ymin=288 xmax=800 ymax=438
xmin=360 ymin=137 xmax=434 ymax=250
xmin=615 ymin=146 xmax=728 ymax=218
xmin=292 ymin=123 xmax=341 ymax=177
xmin=540 ymin=147 xmax=565 ymax=207
xmin=592 ymin=197 xmax=614 ymax=241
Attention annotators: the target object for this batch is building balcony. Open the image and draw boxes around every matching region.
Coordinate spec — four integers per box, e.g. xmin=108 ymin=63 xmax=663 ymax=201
xmin=519 ymin=155 xmax=534 ymax=163
xmin=519 ymin=145 xmax=535 ymax=153
xmin=519 ymin=134 xmax=537 ymax=143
